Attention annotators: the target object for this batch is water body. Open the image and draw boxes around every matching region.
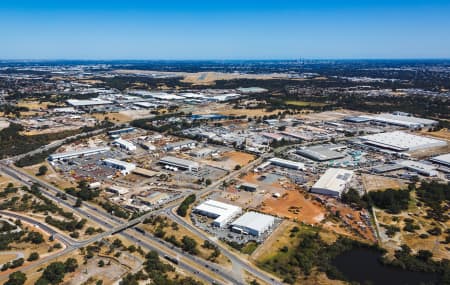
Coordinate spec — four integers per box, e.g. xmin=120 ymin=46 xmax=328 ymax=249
xmin=332 ymin=248 xmax=438 ymax=285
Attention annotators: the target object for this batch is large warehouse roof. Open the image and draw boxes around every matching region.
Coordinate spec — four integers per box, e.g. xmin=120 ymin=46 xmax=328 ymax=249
xmin=67 ymin=98 xmax=113 ymax=106
xmin=311 ymin=168 xmax=354 ymax=196
xmin=297 ymin=144 xmax=346 ymax=161
xmin=430 ymin=153 xmax=450 ymax=167
xmin=231 ymin=211 xmax=275 ymax=234
xmin=360 ymin=131 xmax=446 ymax=152
xmin=159 ymin=156 xmax=199 ymax=170
xmin=194 ymin=200 xmax=242 ymax=227
xmin=359 ymin=113 xmax=437 ymax=128
xmin=49 ymin=147 xmax=110 ymax=161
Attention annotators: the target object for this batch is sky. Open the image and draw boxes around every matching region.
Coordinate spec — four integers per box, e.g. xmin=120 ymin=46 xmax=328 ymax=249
xmin=1 ymin=0 xmax=450 ymax=60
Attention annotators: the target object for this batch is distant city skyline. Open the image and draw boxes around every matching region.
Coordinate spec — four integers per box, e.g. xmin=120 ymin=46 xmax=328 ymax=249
xmin=1 ymin=0 xmax=450 ymax=60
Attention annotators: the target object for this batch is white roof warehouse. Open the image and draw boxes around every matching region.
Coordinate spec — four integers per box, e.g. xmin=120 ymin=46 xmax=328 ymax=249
xmin=360 ymin=131 xmax=446 ymax=152
xmin=231 ymin=211 xmax=275 ymax=237
xmin=193 ymin=200 xmax=242 ymax=228
xmin=311 ymin=168 xmax=354 ymax=197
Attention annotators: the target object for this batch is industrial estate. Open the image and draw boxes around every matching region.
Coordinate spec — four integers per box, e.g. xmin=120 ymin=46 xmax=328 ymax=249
xmin=0 ymin=60 xmax=449 ymax=285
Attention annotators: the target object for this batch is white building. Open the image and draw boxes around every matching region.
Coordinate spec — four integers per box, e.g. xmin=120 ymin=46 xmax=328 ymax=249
xmin=430 ymin=153 xmax=450 ymax=167
xmin=360 ymin=131 xmax=447 ymax=152
xmin=103 ymin=158 xmax=136 ymax=175
xmin=231 ymin=211 xmax=275 ymax=236
xmin=106 ymin=185 xmax=129 ymax=195
xmin=113 ymin=138 xmax=137 ymax=152
xmin=48 ymin=147 xmax=110 ymax=161
xmin=193 ymin=200 xmax=242 ymax=228
xmin=358 ymin=113 xmax=438 ymax=129
xmin=311 ymin=168 xmax=354 ymax=197
xmin=268 ymin=157 xmax=305 ymax=170
xmin=164 ymin=140 xmax=196 ymax=151
xmin=159 ymin=156 xmax=200 ymax=171
xmin=398 ymin=160 xmax=438 ymax=176
xmin=67 ymin=98 xmax=113 ymax=107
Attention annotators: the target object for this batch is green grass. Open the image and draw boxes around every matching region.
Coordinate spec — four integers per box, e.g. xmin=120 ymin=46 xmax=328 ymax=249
xmin=241 ymin=241 xmax=259 ymax=255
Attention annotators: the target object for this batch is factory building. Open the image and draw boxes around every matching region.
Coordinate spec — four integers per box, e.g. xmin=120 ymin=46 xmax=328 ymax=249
xmin=239 ymin=183 xmax=258 ymax=192
xmin=311 ymin=168 xmax=354 ymax=197
xmin=113 ymin=138 xmax=137 ymax=152
xmin=268 ymin=157 xmax=305 ymax=170
xmin=106 ymin=185 xmax=129 ymax=195
xmin=397 ymin=160 xmax=438 ymax=177
xmin=358 ymin=113 xmax=438 ymax=129
xmin=360 ymin=131 xmax=446 ymax=152
xmin=164 ymin=140 xmax=196 ymax=151
xmin=48 ymin=147 xmax=110 ymax=161
xmin=296 ymin=144 xmax=346 ymax=161
xmin=430 ymin=153 xmax=450 ymax=168
xmin=137 ymin=192 xmax=169 ymax=206
xmin=193 ymin=200 xmax=242 ymax=228
xmin=231 ymin=211 xmax=275 ymax=236
xmin=67 ymin=98 xmax=113 ymax=107
xmin=108 ymin=127 xmax=135 ymax=137
xmin=102 ymin=158 xmax=136 ymax=175
xmin=159 ymin=156 xmax=200 ymax=171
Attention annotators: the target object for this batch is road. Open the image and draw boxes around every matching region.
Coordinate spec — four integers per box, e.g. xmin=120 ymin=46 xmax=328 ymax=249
xmin=0 ymin=151 xmax=281 ymax=284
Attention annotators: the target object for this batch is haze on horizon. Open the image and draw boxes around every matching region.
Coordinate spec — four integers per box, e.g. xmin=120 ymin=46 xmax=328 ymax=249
xmin=1 ymin=0 xmax=450 ymax=60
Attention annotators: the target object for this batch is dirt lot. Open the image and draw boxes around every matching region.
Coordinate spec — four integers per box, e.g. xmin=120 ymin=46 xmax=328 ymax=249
xmin=418 ymin=128 xmax=450 ymax=140
xmin=260 ymin=190 xmax=326 ymax=224
xmin=23 ymin=162 xmax=76 ymax=190
xmin=298 ymin=110 xmax=364 ymax=121
xmin=203 ymin=151 xmax=255 ymax=171
xmin=90 ymin=112 xmax=133 ymax=123
xmin=362 ymin=174 xmax=407 ymax=192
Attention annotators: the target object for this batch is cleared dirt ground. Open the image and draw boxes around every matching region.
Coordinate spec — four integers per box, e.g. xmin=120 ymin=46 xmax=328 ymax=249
xmin=362 ymin=174 xmax=407 ymax=192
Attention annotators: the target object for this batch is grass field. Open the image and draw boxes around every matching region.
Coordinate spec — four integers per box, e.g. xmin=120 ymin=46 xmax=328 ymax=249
xmin=284 ymin=100 xmax=327 ymax=107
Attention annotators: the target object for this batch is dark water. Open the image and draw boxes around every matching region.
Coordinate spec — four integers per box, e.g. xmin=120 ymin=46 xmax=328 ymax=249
xmin=332 ymin=248 xmax=438 ymax=285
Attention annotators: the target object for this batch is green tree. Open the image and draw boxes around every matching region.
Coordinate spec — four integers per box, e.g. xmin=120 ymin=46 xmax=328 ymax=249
xmin=37 ymin=165 xmax=48 ymax=176
xmin=5 ymin=271 xmax=27 ymax=285
xmin=27 ymin=252 xmax=40 ymax=262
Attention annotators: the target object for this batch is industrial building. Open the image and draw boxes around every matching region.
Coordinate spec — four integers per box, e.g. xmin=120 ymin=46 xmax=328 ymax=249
xmin=397 ymin=160 xmax=438 ymax=177
xmin=360 ymin=131 xmax=447 ymax=152
xmin=159 ymin=156 xmax=200 ymax=171
xmin=113 ymin=138 xmax=137 ymax=152
xmin=358 ymin=113 xmax=438 ymax=129
xmin=430 ymin=153 xmax=450 ymax=167
xmin=231 ymin=211 xmax=275 ymax=236
xmin=311 ymin=168 xmax=354 ymax=197
xmin=164 ymin=140 xmax=196 ymax=151
xmin=106 ymin=185 xmax=129 ymax=195
xmin=296 ymin=144 xmax=346 ymax=161
xmin=67 ymin=98 xmax=113 ymax=107
xmin=268 ymin=157 xmax=305 ymax=170
xmin=239 ymin=183 xmax=258 ymax=192
xmin=102 ymin=158 xmax=136 ymax=175
xmin=193 ymin=200 xmax=242 ymax=227
xmin=189 ymin=148 xmax=215 ymax=158
xmin=48 ymin=147 xmax=110 ymax=161
xmin=108 ymin=127 xmax=135 ymax=137
xmin=137 ymin=192 xmax=169 ymax=206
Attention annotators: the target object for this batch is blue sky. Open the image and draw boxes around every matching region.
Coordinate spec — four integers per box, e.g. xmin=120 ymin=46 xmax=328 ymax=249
xmin=1 ymin=0 xmax=450 ymax=59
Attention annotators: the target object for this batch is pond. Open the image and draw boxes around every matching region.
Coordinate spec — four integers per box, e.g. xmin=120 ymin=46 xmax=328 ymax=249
xmin=332 ymin=248 xmax=438 ymax=285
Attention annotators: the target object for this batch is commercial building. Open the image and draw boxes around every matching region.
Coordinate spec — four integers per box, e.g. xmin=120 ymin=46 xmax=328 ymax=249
xmin=231 ymin=211 xmax=275 ymax=236
xmin=48 ymin=147 xmax=110 ymax=161
xmin=296 ymin=144 xmax=346 ymax=161
xmin=164 ymin=140 xmax=196 ymax=151
xmin=360 ymin=131 xmax=447 ymax=152
xmin=106 ymin=185 xmax=129 ymax=195
xmin=159 ymin=156 xmax=200 ymax=171
xmin=137 ymin=192 xmax=169 ymax=206
xmin=193 ymin=200 xmax=242 ymax=227
xmin=311 ymin=168 xmax=354 ymax=197
xmin=430 ymin=153 xmax=450 ymax=167
xmin=102 ymin=158 xmax=136 ymax=175
xmin=397 ymin=160 xmax=438 ymax=177
xmin=189 ymin=148 xmax=215 ymax=158
xmin=268 ymin=157 xmax=305 ymax=170
xmin=358 ymin=113 xmax=438 ymax=129
xmin=113 ymin=138 xmax=137 ymax=152
xmin=67 ymin=98 xmax=113 ymax=107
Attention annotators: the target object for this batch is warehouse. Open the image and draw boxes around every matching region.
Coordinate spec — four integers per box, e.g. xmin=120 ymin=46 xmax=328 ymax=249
xmin=67 ymin=98 xmax=113 ymax=107
xmin=113 ymin=138 xmax=137 ymax=152
xmin=296 ymin=144 xmax=346 ymax=161
xmin=159 ymin=156 xmax=200 ymax=171
xmin=193 ymin=200 xmax=242 ymax=227
xmin=397 ymin=160 xmax=438 ymax=176
xmin=102 ymin=158 xmax=136 ymax=175
xmin=239 ymin=183 xmax=258 ymax=192
xmin=360 ymin=131 xmax=447 ymax=152
xmin=164 ymin=140 xmax=196 ymax=151
xmin=430 ymin=153 xmax=450 ymax=167
xmin=268 ymin=157 xmax=305 ymax=170
xmin=108 ymin=127 xmax=135 ymax=136
xmin=48 ymin=147 xmax=110 ymax=161
xmin=137 ymin=192 xmax=169 ymax=206
xmin=311 ymin=168 xmax=354 ymax=197
xmin=106 ymin=185 xmax=129 ymax=195
xmin=358 ymin=113 xmax=438 ymax=129
xmin=231 ymin=211 xmax=275 ymax=236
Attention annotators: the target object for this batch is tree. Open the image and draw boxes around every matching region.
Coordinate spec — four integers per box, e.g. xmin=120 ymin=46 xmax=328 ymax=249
xmin=27 ymin=252 xmax=40 ymax=261
xmin=181 ymin=236 xmax=198 ymax=255
xmin=5 ymin=271 xmax=27 ymax=285
xmin=40 ymin=261 xmax=66 ymax=284
xmin=64 ymin=258 xmax=78 ymax=273
xmin=74 ymin=198 xmax=82 ymax=208
xmin=234 ymin=164 xmax=241 ymax=170
xmin=205 ymin=179 xmax=212 ymax=186
xmin=25 ymin=231 xmax=44 ymax=244
xmin=37 ymin=165 xmax=48 ymax=176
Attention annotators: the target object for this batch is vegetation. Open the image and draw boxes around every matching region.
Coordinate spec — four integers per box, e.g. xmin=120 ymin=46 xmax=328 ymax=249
xmin=4 ymin=271 xmax=27 ymax=285
xmin=36 ymin=258 xmax=79 ymax=285
xmin=415 ymin=181 xmax=450 ymax=222
xmin=366 ymin=189 xmax=410 ymax=214
xmin=176 ymin=194 xmax=196 ymax=217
